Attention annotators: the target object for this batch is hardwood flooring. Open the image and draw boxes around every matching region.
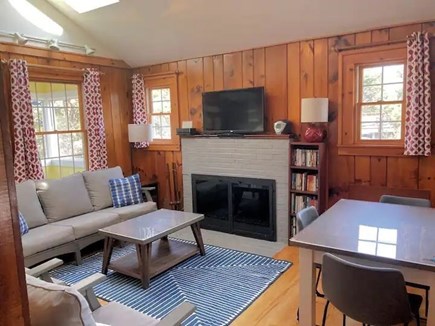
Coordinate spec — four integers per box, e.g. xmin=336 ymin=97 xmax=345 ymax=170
xmin=232 ymin=246 xmax=426 ymax=326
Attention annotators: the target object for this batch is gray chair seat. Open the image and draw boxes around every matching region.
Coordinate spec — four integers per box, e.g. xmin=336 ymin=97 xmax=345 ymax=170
xmin=93 ymin=302 xmax=159 ymax=326
xmin=52 ymin=211 xmax=120 ymax=239
xmin=100 ymin=202 xmax=157 ymax=221
xmin=22 ymin=224 xmax=75 ymax=257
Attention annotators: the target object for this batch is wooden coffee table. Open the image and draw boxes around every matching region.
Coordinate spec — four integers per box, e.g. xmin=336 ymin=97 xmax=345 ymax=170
xmin=99 ymin=209 xmax=205 ymax=288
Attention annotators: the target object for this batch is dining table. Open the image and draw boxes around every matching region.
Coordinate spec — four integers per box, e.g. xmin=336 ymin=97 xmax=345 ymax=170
xmin=289 ymin=199 xmax=435 ymax=326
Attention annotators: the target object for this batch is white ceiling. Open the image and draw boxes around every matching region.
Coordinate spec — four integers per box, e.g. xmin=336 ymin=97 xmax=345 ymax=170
xmin=8 ymin=1 xmax=435 ymax=67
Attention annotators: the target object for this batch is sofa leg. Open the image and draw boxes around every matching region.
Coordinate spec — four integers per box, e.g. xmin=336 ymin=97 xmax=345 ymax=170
xmin=75 ymin=250 xmax=82 ymax=265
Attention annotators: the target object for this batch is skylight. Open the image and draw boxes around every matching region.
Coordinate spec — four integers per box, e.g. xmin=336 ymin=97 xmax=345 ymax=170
xmin=8 ymin=0 xmax=63 ymax=36
xmin=64 ymin=0 xmax=119 ymax=14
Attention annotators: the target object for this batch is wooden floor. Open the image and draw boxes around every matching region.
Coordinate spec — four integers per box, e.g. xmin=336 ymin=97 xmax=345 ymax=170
xmin=232 ymin=246 xmax=425 ymax=326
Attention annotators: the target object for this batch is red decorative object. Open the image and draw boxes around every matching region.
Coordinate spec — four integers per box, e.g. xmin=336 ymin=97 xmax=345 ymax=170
xmin=304 ymin=125 xmax=326 ymax=143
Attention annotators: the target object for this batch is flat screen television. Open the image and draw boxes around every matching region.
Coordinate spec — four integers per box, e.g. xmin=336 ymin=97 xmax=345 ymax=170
xmin=202 ymin=87 xmax=264 ymax=134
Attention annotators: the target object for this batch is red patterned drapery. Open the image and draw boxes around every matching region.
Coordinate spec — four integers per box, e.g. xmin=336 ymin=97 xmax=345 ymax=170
xmin=9 ymin=59 xmax=44 ymax=182
xmin=83 ymin=68 xmax=108 ymax=170
xmin=404 ymin=32 xmax=432 ymax=156
xmin=132 ymin=73 xmax=148 ymax=148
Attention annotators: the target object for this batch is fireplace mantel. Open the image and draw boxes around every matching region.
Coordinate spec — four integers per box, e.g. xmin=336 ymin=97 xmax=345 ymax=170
xmin=181 ymin=137 xmax=289 ymax=242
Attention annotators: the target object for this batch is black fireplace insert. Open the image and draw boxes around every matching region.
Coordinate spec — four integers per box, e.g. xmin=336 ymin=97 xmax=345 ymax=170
xmin=192 ymin=174 xmax=276 ymax=241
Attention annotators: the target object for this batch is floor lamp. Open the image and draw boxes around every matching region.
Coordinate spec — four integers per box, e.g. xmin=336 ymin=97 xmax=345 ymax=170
xmin=128 ymin=124 xmax=153 ymax=174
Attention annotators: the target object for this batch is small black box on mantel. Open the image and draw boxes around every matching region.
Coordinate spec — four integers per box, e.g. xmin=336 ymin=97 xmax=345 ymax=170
xmin=176 ymin=128 xmax=199 ymax=136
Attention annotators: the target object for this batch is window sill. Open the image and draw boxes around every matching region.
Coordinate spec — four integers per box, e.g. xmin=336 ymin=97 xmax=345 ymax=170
xmin=337 ymin=144 xmax=405 ymax=156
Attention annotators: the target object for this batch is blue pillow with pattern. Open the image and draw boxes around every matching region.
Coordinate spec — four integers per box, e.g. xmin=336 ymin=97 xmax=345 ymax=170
xmin=109 ymin=174 xmax=143 ymax=208
xmin=18 ymin=211 xmax=29 ymax=235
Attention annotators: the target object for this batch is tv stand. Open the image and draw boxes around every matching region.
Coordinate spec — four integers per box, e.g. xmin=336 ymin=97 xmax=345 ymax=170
xmin=217 ymin=132 xmax=244 ymax=138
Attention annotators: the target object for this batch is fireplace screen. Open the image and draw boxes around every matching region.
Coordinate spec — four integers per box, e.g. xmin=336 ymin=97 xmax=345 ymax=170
xmin=192 ymin=174 xmax=276 ymax=241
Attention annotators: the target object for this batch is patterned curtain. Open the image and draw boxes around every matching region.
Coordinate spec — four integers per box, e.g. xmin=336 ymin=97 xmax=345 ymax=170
xmin=83 ymin=68 xmax=108 ymax=170
xmin=132 ymin=73 xmax=148 ymax=148
xmin=404 ymin=32 xmax=432 ymax=156
xmin=9 ymin=59 xmax=44 ymax=182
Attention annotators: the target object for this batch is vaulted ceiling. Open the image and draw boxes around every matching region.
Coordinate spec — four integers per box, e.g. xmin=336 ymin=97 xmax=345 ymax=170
xmin=5 ymin=0 xmax=435 ymax=67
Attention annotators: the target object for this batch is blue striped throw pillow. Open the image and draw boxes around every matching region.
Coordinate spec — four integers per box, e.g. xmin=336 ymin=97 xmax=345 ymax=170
xmin=18 ymin=211 xmax=29 ymax=235
xmin=109 ymin=174 xmax=143 ymax=208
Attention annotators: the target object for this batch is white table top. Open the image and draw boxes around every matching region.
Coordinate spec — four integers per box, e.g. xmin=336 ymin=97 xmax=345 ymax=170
xmin=99 ymin=209 xmax=204 ymax=244
xmin=290 ymin=199 xmax=435 ymax=272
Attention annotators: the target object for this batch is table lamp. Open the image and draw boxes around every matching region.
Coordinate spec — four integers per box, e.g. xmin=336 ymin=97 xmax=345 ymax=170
xmin=301 ymin=98 xmax=328 ymax=142
xmin=128 ymin=124 xmax=153 ymax=174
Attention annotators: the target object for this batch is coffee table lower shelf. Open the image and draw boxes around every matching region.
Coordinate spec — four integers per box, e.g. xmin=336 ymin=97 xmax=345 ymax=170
xmin=108 ymin=239 xmax=199 ymax=282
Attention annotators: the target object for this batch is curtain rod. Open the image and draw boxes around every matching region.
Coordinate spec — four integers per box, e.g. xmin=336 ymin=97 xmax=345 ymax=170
xmin=335 ymin=35 xmax=434 ymax=52
xmin=0 ymin=60 xmax=104 ymax=75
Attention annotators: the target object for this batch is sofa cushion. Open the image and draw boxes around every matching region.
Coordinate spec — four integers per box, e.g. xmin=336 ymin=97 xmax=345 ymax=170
xmin=52 ymin=211 xmax=120 ymax=239
xmin=36 ymin=174 xmax=94 ymax=222
xmin=93 ymin=301 xmax=158 ymax=326
xmin=22 ymin=224 xmax=75 ymax=257
xmin=83 ymin=166 xmax=124 ymax=210
xmin=26 ymin=274 xmax=96 ymax=326
xmin=109 ymin=174 xmax=143 ymax=208
xmin=16 ymin=180 xmax=48 ymax=228
xmin=99 ymin=202 xmax=157 ymax=221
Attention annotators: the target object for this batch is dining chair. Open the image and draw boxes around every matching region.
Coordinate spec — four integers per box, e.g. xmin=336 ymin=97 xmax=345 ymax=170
xmin=321 ymin=253 xmax=422 ymax=326
xmin=296 ymin=206 xmax=324 ymax=321
xmin=380 ymin=194 xmax=431 ymax=317
xmin=379 ymin=194 xmax=431 ymax=208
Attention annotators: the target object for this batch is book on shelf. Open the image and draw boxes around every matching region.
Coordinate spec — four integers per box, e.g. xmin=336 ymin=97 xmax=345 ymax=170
xmin=291 ymin=173 xmax=318 ymax=192
xmin=290 ymin=193 xmax=318 ymax=214
xmin=292 ymin=148 xmax=319 ymax=167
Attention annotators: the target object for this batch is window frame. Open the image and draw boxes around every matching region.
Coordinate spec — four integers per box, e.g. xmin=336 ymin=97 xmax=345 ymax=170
xmin=338 ymin=44 xmax=407 ymax=157
xmin=29 ymin=76 xmax=89 ymax=177
xmin=143 ymin=74 xmax=180 ymax=151
xmin=355 ymin=61 xmax=406 ymax=145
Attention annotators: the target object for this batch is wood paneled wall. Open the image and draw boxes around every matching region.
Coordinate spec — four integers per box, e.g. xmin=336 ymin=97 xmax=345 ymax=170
xmin=135 ymin=21 xmax=435 ymax=208
xmin=0 ymin=44 xmax=133 ymax=176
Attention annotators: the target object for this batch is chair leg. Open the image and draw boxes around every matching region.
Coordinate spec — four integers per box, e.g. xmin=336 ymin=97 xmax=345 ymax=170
xmin=296 ymin=307 xmax=299 ymax=321
xmin=322 ymin=300 xmax=330 ymax=326
xmin=342 ymin=314 xmax=346 ymax=326
xmin=315 ymin=268 xmax=325 ymax=298
xmin=416 ymin=310 xmax=421 ymax=326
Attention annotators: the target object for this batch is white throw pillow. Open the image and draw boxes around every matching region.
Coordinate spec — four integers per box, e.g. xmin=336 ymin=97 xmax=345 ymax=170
xmin=26 ymin=274 xmax=96 ymax=326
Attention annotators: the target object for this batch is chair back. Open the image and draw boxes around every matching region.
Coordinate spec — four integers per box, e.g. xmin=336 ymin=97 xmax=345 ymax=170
xmin=322 ymin=253 xmax=413 ymax=325
xmin=296 ymin=206 xmax=319 ymax=233
xmin=380 ymin=195 xmax=431 ymax=207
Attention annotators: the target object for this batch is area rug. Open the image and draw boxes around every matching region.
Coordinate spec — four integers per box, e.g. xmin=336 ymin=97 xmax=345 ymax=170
xmin=51 ymin=239 xmax=291 ymax=326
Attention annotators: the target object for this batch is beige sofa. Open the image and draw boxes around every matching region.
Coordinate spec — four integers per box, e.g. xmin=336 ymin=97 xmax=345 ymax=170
xmin=17 ymin=166 xmax=157 ymax=267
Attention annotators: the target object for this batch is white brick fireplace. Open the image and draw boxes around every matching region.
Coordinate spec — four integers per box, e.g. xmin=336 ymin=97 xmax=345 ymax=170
xmin=182 ymin=137 xmax=289 ymax=242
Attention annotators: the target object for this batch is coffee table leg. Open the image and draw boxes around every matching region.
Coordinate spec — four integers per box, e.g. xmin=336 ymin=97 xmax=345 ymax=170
xmin=137 ymin=243 xmax=151 ymax=289
xmin=191 ymin=222 xmax=205 ymax=256
xmin=102 ymin=237 xmax=115 ymax=274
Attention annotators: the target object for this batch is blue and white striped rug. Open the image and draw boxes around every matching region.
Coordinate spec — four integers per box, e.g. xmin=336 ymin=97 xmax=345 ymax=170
xmin=51 ymin=239 xmax=291 ymax=326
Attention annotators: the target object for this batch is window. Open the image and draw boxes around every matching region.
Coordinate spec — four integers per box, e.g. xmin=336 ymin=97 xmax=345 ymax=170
xmin=144 ymin=74 xmax=180 ymax=151
xmin=358 ymin=63 xmax=405 ymax=141
xmin=150 ymin=88 xmax=172 ymax=140
xmin=338 ymin=44 xmax=407 ymax=156
xmin=30 ymin=81 xmax=87 ymax=179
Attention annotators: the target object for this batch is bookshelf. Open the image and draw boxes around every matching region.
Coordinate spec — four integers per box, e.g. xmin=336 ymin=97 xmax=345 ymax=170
xmin=289 ymin=142 xmax=327 ymax=239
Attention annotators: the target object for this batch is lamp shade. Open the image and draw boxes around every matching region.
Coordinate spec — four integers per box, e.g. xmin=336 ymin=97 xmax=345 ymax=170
xmin=128 ymin=124 xmax=153 ymax=143
xmin=301 ymin=98 xmax=329 ymax=123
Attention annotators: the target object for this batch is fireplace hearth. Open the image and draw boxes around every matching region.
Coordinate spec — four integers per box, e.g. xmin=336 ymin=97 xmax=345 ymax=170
xmin=192 ymin=174 xmax=276 ymax=241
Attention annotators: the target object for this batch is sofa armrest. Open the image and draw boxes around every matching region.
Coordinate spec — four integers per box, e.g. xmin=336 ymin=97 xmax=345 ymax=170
xmin=71 ymin=273 xmax=106 ymax=293
xmin=71 ymin=273 xmax=107 ymax=311
xmin=157 ymin=302 xmax=196 ymax=326
xmin=142 ymin=187 xmax=155 ymax=202
xmin=25 ymin=258 xmax=63 ymax=281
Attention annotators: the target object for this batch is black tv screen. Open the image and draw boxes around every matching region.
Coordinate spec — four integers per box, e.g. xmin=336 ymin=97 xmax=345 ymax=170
xmin=202 ymin=87 xmax=264 ymax=134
